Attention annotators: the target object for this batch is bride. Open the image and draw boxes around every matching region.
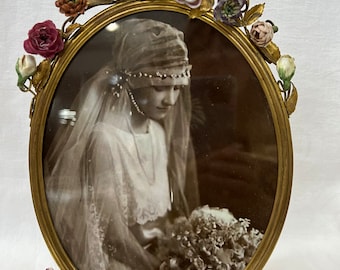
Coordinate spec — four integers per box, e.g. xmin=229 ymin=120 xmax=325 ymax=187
xmin=44 ymin=18 xmax=199 ymax=269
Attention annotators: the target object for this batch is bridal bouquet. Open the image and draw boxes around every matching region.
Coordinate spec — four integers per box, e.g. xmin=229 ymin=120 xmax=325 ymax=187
xmin=156 ymin=206 xmax=263 ymax=270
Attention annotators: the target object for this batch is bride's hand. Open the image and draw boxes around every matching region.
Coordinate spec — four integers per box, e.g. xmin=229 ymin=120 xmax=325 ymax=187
xmin=130 ymin=219 xmax=166 ymax=247
xmin=142 ymin=227 xmax=164 ymax=241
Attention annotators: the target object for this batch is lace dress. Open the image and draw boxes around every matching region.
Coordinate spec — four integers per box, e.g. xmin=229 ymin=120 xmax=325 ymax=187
xmin=84 ymin=120 xmax=171 ymax=269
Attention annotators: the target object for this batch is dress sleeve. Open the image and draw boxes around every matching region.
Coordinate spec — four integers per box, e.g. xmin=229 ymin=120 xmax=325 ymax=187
xmin=85 ymin=127 xmax=159 ymax=270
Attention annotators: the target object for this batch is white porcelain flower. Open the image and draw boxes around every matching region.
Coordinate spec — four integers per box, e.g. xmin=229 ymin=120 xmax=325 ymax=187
xmin=277 ymin=55 xmax=296 ymax=80
xmin=176 ymin=0 xmax=202 ymax=9
xmin=276 ymin=55 xmax=296 ymax=90
xmin=16 ymin=54 xmax=37 ymax=87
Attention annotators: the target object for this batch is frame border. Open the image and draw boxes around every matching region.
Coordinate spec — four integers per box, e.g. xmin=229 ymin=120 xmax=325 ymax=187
xmin=29 ymin=2 xmax=293 ymax=269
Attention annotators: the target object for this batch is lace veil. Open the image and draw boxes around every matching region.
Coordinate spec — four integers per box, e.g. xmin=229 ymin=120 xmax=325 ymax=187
xmin=44 ymin=18 xmax=200 ymax=269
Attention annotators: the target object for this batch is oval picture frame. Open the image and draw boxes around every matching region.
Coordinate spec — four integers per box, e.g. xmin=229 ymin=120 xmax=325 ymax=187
xmin=25 ymin=1 xmax=294 ymax=269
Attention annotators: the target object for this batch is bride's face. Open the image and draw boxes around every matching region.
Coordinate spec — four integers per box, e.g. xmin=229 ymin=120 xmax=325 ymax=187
xmin=132 ymin=85 xmax=183 ymax=120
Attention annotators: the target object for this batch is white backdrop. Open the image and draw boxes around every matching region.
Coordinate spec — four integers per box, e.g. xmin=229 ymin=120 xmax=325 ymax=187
xmin=1 ymin=0 xmax=339 ymax=269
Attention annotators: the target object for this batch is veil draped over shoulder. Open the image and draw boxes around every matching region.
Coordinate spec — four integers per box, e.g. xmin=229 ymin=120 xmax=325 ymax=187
xmin=44 ymin=18 xmax=199 ymax=269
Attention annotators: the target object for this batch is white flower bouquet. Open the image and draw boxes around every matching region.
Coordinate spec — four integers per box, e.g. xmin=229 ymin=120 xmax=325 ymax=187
xmin=156 ymin=206 xmax=263 ymax=270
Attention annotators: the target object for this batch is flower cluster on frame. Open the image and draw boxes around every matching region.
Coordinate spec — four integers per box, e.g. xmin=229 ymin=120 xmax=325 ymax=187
xmin=211 ymin=0 xmax=296 ymax=102
xmin=16 ymin=0 xmax=297 ymax=113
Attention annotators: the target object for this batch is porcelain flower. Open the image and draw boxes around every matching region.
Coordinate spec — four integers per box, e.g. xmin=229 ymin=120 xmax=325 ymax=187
xmin=214 ymin=0 xmax=247 ymax=26
xmin=176 ymin=0 xmax=202 ymax=9
xmin=250 ymin=21 xmax=274 ymax=47
xmin=55 ymin=0 xmax=88 ymax=17
xmin=24 ymin=20 xmax=64 ymax=59
xmin=276 ymin=55 xmax=296 ymax=89
xmin=15 ymin=55 xmax=37 ymax=87
xmin=277 ymin=55 xmax=296 ymax=80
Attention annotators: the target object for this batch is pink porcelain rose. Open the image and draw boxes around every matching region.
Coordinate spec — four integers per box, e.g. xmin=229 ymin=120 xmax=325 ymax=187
xmin=24 ymin=20 xmax=64 ymax=59
xmin=249 ymin=21 xmax=274 ymax=47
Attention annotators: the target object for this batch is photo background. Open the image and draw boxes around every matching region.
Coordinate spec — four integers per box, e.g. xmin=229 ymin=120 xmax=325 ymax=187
xmin=1 ymin=0 xmax=339 ymax=269
xmin=44 ymin=11 xmax=277 ymax=234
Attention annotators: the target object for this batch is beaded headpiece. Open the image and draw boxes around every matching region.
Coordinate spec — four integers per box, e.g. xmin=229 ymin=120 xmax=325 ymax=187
xmin=108 ymin=18 xmax=191 ymax=90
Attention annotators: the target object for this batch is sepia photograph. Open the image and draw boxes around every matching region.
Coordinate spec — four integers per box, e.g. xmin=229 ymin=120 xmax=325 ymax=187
xmin=43 ymin=10 xmax=279 ymax=270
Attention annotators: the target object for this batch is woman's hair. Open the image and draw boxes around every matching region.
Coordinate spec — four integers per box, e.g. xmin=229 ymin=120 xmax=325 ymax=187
xmin=44 ymin=18 xmax=199 ymax=269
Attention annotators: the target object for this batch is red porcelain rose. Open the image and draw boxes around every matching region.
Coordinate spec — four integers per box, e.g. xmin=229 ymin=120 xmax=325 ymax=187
xmin=24 ymin=20 xmax=64 ymax=59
